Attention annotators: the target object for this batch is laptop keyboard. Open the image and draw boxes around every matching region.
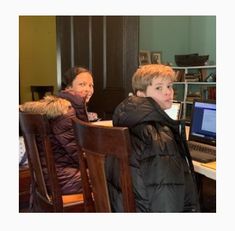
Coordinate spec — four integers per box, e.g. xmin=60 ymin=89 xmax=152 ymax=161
xmin=188 ymin=142 xmax=216 ymax=156
xmin=188 ymin=142 xmax=216 ymax=163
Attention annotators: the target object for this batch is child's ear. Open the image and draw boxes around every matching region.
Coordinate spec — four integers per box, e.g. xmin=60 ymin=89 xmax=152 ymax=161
xmin=136 ymin=90 xmax=146 ymax=97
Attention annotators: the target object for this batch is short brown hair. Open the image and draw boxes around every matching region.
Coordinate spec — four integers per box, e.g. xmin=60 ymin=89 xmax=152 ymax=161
xmin=61 ymin=66 xmax=93 ymax=90
xmin=132 ymin=64 xmax=175 ymax=94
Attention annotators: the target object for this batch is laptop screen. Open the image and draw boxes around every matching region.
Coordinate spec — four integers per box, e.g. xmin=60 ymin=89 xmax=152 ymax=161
xmin=165 ymin=101 xmax=182 ymax=120
xmin=189 ymin=99 xmax=216 ymax=146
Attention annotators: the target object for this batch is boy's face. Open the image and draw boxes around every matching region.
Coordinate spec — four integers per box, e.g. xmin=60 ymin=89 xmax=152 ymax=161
xmin=140 ymin=77 xmax=174 ymax=110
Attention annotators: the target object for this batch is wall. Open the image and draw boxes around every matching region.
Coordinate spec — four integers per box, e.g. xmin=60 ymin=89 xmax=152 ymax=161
xmin=19 ymin=16 xmax=57 ymax=103
xmin=189 ymin=16 xmax=216 ymax=64
xmin=139 ymin=16 xmax=216 ymax=65
xmin=19 ymin=16 xmax=216 ymax=103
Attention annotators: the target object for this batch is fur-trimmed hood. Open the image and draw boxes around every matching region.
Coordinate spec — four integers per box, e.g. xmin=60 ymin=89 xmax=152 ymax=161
xmin=19 ymin=95 xmax=72 ymax=119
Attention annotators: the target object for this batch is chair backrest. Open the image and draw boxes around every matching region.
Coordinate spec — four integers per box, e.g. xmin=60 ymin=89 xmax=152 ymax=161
xmin=31 ymin=85 xmax=54 ymax=101
xmin=19 ymin=112 xmax=64 ymax=211
xmin=73 ymin=118 xmax=136 ymax=212
xmin=19 ymin=112 xmax=86 ymax=212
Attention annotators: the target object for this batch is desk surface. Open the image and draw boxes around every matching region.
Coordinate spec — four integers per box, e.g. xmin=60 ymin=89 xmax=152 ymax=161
xmin=92 ymin=121 xmax=216 ymax=180
xmin=92 ymin=120 xmax=113 ymax=127
xmin=193 ymin=161 xmax=216 ymax=180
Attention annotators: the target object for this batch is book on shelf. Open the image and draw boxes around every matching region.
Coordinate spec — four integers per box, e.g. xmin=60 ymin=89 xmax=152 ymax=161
xmin=185 ymin=78 xmax=200 ymax=82
xmin=186 ymin=96 xmax=201 ymax=102
xmin=186 ymin=91 xmax=201 ymax=101
xmin=173 ymin=90 xmax=178 ymax=99
xmin=208 ymin=87 xmax=216 ymax=99
xmin=174 ymin=71 xmax=202 ymax=82
xmin=184 ymin=73 xmax=201 ymax=82
xmin=202 ymin=86 xmax=216 ymax=100
xmin=174 ymin=70 xmax=184 ymax=82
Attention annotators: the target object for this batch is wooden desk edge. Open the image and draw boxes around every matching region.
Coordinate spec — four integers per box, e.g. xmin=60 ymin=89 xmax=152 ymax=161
xmin=193 ymin=161 xmax=216 ymax=180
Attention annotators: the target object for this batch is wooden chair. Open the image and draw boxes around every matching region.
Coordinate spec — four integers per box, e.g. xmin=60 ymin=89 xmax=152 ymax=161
xmin=19 ymin=112 xmax=85 ymax=212
xmin=31 ymin=85 xmax=54 ymax=101
xmin=73 ymin=118 xmax=136 ymax=212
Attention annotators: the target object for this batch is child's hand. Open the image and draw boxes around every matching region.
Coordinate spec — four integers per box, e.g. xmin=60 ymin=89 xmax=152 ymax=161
xmin=88 ymin=112 xmax=99 ymax=122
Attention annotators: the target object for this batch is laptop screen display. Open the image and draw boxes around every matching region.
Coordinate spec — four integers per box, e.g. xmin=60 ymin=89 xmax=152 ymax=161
xmin=189 ymin=100 xmax=216 ymax=146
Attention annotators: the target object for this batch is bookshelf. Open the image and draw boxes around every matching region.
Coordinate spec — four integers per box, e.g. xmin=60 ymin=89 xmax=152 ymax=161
xmin=173 ymin=65 xmax=216 ymax=82
xmin=172 ymin=65 xmax=216 ymax=122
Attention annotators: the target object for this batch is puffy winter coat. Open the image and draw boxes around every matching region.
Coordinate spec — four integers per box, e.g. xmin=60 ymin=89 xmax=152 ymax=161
xmin=106 ymin=96 xmax=200 ymax=212
xmin=20 ymin=92 xmax=89 ymax=195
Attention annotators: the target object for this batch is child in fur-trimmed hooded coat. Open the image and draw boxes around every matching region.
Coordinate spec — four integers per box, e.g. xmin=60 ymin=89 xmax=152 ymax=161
xmin=20 ymin=67 xmax=96 ymax=211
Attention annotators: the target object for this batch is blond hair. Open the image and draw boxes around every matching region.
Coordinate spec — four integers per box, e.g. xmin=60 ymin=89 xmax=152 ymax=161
xmin=132 ymin=64 xmax=175 ymax=94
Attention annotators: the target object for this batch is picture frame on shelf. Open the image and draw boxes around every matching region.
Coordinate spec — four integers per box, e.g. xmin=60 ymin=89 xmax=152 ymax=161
xmin=151 ymin=51 xmax=162 ymax=64
xmin=139 ymin=50 xmax=151 ymax=66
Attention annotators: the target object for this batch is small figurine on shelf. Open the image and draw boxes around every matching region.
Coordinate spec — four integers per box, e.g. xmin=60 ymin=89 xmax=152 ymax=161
xmin=205 ymin=73 xmax=216 ymax=82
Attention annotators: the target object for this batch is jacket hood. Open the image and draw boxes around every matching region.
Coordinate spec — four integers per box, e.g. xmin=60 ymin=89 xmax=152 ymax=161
xmin=58 ymin=90 xmax=88 ymax=121
xmin=58 ymin=91 xmax=85 ymax=109
xmin=19 ymin=95 xmax=72 ymax=119
xmin=113 ymin=96 xmax=179 ymax=127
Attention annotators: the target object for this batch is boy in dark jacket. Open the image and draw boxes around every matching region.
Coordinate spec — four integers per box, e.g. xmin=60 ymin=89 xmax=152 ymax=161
xmin=107 ymin=64 xmax=200 ymax=212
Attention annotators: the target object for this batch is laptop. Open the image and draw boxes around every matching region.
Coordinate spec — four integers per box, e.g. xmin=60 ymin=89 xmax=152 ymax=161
xmin=187 ymin=99 xmax=216 ymax=163
xmin=165 ymin=101 xmax=182 ymax=120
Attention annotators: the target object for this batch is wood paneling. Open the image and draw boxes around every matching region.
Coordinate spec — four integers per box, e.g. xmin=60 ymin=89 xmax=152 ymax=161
xmin=56 ymin=16 xmax=139 ymax=119
xmin=56 ymin=16 xmax=72 ymax=79
xmin=73 ymin=16 xmax=90 ymax=68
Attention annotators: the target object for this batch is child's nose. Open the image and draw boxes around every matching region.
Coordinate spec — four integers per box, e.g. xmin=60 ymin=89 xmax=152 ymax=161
xmin=84 ymin=85 xmax=90 ymax=92
xmin=164 ymin=88 xmax=171 ymax=95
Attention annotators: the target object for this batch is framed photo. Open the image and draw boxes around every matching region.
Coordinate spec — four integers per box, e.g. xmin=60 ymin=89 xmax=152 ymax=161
xmin=151 ymin=51 xmax=162 ymax=64
xmin=139 ymin=50 xmax=151 ymax=66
